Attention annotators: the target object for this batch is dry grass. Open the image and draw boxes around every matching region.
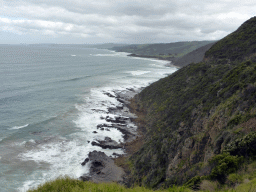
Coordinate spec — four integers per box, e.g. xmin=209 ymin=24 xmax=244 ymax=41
xmin=199 ymin=180 xmax=218 ymax=192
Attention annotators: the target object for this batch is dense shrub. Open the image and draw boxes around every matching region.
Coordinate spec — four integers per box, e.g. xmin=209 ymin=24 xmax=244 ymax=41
xmin=209 ymin=153 xmax=244 ymax=183
xmin=224 ymin=132 xmax=256 ymax=158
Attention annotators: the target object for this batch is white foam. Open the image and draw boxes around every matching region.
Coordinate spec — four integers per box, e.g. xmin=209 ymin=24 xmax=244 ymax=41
xmin=92 ymin=52 xmax=128 ymax=57
xmin=18 ymin=136 xmax=124 ymax=191
xmin=9 ymin=124 xmax=29 ymax=130
xmin=12 ymin=141 xmax=26 ymax=146
xmin=71 ymin=55 xmax=76 ymax=57
xmin=149 ymin=63 xmax=165 ymax=68
xmin=74 ymin=87 xmax=126 ymax=143
xmin=19 ymin=180 xmax=34 ymax=192
xmin=144 ymin=58 xmax=171 ymax=65
xmin=28 ymin=139 xmax=36 ymax=144
xmin=17 ymin=84 xmax=129 ymax=190
xmin=126 ymin=70 xmax=151 ymax=76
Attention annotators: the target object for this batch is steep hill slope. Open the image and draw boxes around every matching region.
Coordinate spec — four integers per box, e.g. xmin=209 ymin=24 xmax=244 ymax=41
xmin=205 ymin=17 xmax=256 ymax=63
xmin=111 ymin=41 xmax=214 ymax=62
xmin=128 ymin=16 xmax=256 ymax=188
xmin=173 ymin=42 xmax=215 ymax=67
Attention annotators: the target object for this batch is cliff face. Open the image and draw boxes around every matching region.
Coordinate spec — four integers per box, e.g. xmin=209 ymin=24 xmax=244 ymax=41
xmin=129 ymin=16 xmax=256 ymax=188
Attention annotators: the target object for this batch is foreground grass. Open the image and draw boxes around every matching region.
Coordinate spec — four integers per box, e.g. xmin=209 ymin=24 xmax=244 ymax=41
xmin=197 ymin=178 xmax=256 ymax=192
xmin=27 ymin=177 xmax=191 ymax=192
xmin=27 ymin=176 xmax=256 ymax=192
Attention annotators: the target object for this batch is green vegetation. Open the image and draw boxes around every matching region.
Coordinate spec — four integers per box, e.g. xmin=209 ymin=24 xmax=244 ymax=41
xmin=28 ymin=175 xmax=256 ymax=192
xmin=27 ymin=177 xmax=192 ymax=192
xmin=224 ymin=132 xmax=256 ymax=158
xmin=209 ymin=153 xmax=244 ymax=183
xmin=205 ymin=17 xmax=256 ymax=62
xmin=128 ymin=16 xmax=256 ymax=188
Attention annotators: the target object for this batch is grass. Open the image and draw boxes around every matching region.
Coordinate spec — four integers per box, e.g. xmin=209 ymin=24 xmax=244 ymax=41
xmin=27 ymin=177 xmax=192 ymax=192
xmin=27 ymin=175 xmax=256 ymax=192
xmin=27 ymin=158 xmax=256 ymax=192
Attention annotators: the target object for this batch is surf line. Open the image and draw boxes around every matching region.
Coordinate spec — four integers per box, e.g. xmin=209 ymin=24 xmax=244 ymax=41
xmin=79 ymin=87 xmax=140 ymax=183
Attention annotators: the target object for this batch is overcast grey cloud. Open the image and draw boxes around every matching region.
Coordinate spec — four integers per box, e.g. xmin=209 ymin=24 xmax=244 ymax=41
xmin=0 ymin=0 xmax=255 ymax=44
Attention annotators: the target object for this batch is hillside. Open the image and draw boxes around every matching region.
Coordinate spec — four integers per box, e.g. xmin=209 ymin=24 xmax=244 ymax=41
xmin=111 ymin=41 xmax=214 ymax=63
xmin=173 ymin=42 xmax=215 ymax=67
xmin=127 ymin=16 xmax=256 ymax=189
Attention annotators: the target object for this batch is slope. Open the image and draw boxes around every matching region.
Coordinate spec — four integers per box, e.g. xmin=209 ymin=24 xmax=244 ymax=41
xmin=173 ymin=42 xmax=215 ymax=67
xmin=128 ymin=16 xmax=256 ymax=189
xmin=111 ymin=41 xmax=214 ymax=61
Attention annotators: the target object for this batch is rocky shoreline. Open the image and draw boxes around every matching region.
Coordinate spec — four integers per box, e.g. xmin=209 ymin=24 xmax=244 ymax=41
xmin=79 ymin=87 xmax=142 ymax=184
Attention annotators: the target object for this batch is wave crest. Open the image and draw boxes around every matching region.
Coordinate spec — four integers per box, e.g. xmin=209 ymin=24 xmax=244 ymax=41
xmin=9 ymin=124 xmax=29 ymax=130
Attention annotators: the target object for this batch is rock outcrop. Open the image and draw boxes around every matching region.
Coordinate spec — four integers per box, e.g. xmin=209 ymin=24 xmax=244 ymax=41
xmin=80 ymin=151 xmax=124 ymax=183
xmin=91 ymin=137 xmax=123 ymax=149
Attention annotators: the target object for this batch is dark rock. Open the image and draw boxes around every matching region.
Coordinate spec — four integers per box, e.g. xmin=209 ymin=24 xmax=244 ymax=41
xmin=92 ymin=131 xmax=98 ymax=134
xmin=115 ymin=127 xmax=134 ymax=141
xmin=127 ymin=88 xmax=135 ymax=92
xmin=79 ymin=175 xmax=91 ymax=181
xmin=116 ymin=105 xmax=124 ymax=109
xmin=91 ymin=160 xmax=104 ymax=173
xmin=112 ymin=152 xmax=123 ymax=157
xmin=104 ymin=137 xmax=112 ymax=142
xmin=117 ymin=98 xmax=125 ymax=104
xmin=91 ymin=109 xmax=107 ymax=113
xmin=96 ymin=123 xmax=134 ymax=141
xmin=81 ymin=158 xmax=89 ymax=166
xmin=104 ymin=92 xmax=115 ymax=98
xmin=30 ymin=131 xmax=42 ymax=135
xmin=97 ymin=124 xmax=113 ymax=129
xmin=91 ymin=137 xmax=122 ymax=149
xmin=106 ymin=116 xmax=126 ymax=124
xmin=87 ymin=141 xmax=90 ymax=143
xmin=80 ymin=150 xmax=124 ymax=183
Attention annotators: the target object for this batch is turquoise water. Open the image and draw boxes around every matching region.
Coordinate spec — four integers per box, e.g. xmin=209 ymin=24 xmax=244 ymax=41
xmin=0 ymin=44 xmax=177 ymax=191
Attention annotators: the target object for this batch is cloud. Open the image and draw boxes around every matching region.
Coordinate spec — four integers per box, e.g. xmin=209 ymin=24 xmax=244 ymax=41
xmin=0 ymin=0 xmax=255 ymax=44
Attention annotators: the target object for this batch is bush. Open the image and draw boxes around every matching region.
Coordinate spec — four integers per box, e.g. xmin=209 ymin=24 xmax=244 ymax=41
xmin=227 ymin=173 xmax=243 ymax=186
xmin=224 ymin=132 xmax=256 ymax=158
xmin=184 ymin=176 xmax=202 ymax=190
xmin=209 ymin=153 xmax=244 ymax=183
xmin=199 ymin=180 xmax=218 ymax=192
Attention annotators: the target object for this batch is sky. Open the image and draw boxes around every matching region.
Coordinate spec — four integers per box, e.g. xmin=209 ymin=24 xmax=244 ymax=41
xmin=0 ymin=0 xmax=255 ymax=44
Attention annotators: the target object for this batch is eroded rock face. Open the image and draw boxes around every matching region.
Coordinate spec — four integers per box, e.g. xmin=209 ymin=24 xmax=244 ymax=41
xmin=80 ymin=151 xmax=124 ymax=183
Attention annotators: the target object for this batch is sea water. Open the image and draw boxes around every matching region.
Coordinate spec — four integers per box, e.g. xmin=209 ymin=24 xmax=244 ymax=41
xmin=0 ymin=44 xmax=177 ymax=191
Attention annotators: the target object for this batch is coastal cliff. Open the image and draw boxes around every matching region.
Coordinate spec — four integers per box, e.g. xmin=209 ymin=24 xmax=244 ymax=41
xmin=127 ymin=16 xmax=256 ymax=188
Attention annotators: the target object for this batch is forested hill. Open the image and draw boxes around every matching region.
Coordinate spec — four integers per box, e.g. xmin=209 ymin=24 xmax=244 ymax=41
xmin=173 ymin=42 xmax=215 ymax=67
xmin=128 ymin=16 xmax=256 ymax=189
xmin=111 ymin=41 xmax=214 ymax=63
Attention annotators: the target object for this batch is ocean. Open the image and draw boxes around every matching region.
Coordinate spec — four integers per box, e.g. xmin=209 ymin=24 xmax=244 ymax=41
xmin=0 ymin=44 xmax=177 ymax=191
